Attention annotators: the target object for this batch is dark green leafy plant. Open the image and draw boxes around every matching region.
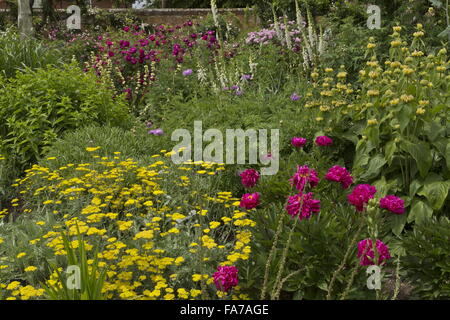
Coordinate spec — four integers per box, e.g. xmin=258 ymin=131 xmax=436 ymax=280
xmin=402 ymin=216 xmax=450 ymax=299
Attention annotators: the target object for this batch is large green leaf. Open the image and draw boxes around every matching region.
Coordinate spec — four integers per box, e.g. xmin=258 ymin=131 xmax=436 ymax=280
xmin=390 ymin=213 xmax=407 ymax=236
xmin=401 ymin=141 xmax=432 ymax=178
xmin=418 ymin=181 xmax=450 ymax=210
xmin=397 ymin=105 xmax=412 ymax=131
xmin=408 ymin=199 xmax=433 ymax=224
xmin=365 ymin=125 xmax=379 ymax=148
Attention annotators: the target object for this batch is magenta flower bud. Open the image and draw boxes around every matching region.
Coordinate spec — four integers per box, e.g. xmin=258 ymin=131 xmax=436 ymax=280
xmin=348 ymin=184 xmax=377 ymax=212
xmin=315 ymin=136 xmax=333 ymax=146
xmin=325 ymin=165 xmax=353 ymax=189
xmin=239 ymin=169 xmax=260 ymax=188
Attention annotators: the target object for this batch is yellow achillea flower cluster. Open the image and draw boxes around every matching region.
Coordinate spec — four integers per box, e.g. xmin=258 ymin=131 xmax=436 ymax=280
xmin=0 ymin=150 xmax=254 ymax=300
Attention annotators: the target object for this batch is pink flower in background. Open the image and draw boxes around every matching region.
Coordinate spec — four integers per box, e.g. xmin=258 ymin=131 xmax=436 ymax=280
xmin=290 ymin=165 xmax=319 ymax=192
xmin=380 ymin=195 xmax=405 ymax=214
xmin=291 ymin=137 xmax=307 ymax=148
xmin=286 ymin=192 xmax=320 ymax=220
xmin=325 ymin=165 xmax=353 ymax=189
xmin=213 ymin=266 xmax=239 ymax=292
xmin=357 ymin=239 xmax=391 ymax=266
xmin=348 ymin=184 xmax=377 ymax=212
xmin=239 ymin=192 xmax=260 ymax=210
xmin=239 ymin=169 xmax=260 ymax=188
xmin=123 ymin=26 xmax=130 ymax=32
xmin=315 ymin=136 xmax=333 ymax=146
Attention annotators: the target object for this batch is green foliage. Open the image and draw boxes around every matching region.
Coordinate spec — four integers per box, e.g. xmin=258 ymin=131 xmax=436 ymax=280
xmin=41 ymin=125 xmax=156 ymax=171
xmin=0 ymin=62 xmax=132 ymax=167
xmin=402 ymin=216 xmax=450 ymax=299
xmin=42 ymin=230 xmax=107 ymax=300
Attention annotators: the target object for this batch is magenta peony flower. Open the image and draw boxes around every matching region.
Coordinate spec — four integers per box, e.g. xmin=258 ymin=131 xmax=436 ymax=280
xmin=213 ymin=266 xmax=239 ymax=292
xmin=347 ymin=184 xmax=377 ymax=212
xmin=239 ymin=169 xmax=260 ymax=188
xmin=290 ymin=165 xmax=320 ymax=192
xmin=357 ymin=239 xmax=391 ymax=266
xmin=325 ymin=165 xmax=354 ymax=189
xmin=286 ymin=192 xmax=320 ymax=220
xmin=239 ymin=192 xmax=260 ymax=210
xmin=380 ymin=195 xmax=405 ymax=214
xmin=291 ymin=137 xmax=307 ymax=148
xmin=315 ymin=136 xmax=333 ymax=146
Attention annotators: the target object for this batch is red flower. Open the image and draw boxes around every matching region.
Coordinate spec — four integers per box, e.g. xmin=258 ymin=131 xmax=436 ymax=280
xmin=348 ymin=184 xmax=377 ymax=212
xmin=315 ymin=136 xmax=333 ymax=146
xmin=325 ymin=165 xmax=353 ymax=189
xmin=239 ymin=193 xmax=260 ymax=210
xmin=291 ymin=137 xmax=307 ymax=148
xmin=239 ymin=169 xmax=260 ymax=188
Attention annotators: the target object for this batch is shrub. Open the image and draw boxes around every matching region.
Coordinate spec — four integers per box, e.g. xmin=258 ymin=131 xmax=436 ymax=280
xmin=0 ymin=62 xmax=132 ymax=168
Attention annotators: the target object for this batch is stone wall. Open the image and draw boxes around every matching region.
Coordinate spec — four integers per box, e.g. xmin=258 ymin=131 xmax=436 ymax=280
xmin=109 ymin=8 xmax=259 ymax=29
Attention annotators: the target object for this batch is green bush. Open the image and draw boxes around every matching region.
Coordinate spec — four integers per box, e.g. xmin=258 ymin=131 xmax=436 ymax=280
xmin=402 ymin=216 xmax=450 ymax=299
xmin=0 ymin=62 xmax=133 ymax=168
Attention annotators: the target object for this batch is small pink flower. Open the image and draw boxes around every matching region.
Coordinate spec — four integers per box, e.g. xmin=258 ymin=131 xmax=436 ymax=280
xmin=290 ymin=165 xmax=319 ymax=192
xmin=357 ymin=239 xmax=391 ymax=266
xmin=291 ymin=137 xmax=307 ymax=148
xmin=348 ymin=184 xmax=377 ymax=212
xmin=380 ymin=195 xmax=405 ymax=214
xmin=213 ymin=266 xmax=238 ymax=292
xmin=315 ymin=136 xmax=333 ymax=146
xmin=239 ymin=192 xmax=260 ymax=210
xmin=325 ymin=165 xmax=353 ymax=189
xmin=239 ymin=169 xmax=260 ymax=188
xmin=149 ymin=128 xmax=164 ymax=136
xmin=286 ymin=192 xmax=320 ymax=220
